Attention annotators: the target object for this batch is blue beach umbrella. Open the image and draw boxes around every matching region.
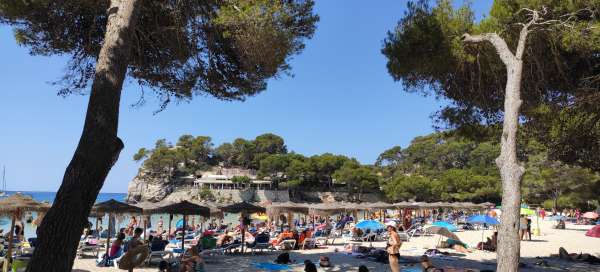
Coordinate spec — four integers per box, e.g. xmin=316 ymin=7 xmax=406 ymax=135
xmin=432 ymin=221 xmax=458 ymax=232
xmin=355 ymin=220 xmax=385 ymax=230
xmin=467 ymin=215 xmax=500 ymax=225
xmin=547 ymin=215 xmax=566 ymax=221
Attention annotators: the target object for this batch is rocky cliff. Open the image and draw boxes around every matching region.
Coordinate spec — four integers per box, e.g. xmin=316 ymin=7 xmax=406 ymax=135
xmin=127 ymin=168 xmax=385 ymax=204
xmin=126 ymin=169 xmax=179 ymax=203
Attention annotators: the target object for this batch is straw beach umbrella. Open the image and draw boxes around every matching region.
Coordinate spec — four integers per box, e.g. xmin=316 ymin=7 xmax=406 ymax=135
xmin=149 ymin=200 xmax=210 ymax=251
xmin=0 ymin=193 xmax=50 ymax=272
xmin=92 ymin=199 xmax=142 ymax=257
xmin=221 ymin=202 xmax=266 ymax=254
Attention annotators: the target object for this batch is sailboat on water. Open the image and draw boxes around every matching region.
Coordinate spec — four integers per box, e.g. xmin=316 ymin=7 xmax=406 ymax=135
xmin=0 ymin=165 xmax=7 ymax=197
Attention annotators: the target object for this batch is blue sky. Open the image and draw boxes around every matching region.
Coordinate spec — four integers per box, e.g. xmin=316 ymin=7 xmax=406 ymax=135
xmin=0 ymin=0 xmax=493 ymax=193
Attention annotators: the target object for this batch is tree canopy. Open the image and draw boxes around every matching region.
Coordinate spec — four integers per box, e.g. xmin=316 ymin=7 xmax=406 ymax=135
xmin=0 ymin=0 xmax=319 ymax=106
xmin=382 ymin=0 xmax=600 ymax=170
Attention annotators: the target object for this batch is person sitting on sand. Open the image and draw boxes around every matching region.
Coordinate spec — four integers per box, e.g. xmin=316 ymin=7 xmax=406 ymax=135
xmin=180 ymin=246 xmax=204 ymax=272
xmin=478 ymin=232 xmax=497 ymax=251
xmin=445 ymin=238 xmax=472 ymax=253
xmin=110 ymin=232 xmax=126 ymax=258
xmin=128 ymin=228 xmax=144 ymax=251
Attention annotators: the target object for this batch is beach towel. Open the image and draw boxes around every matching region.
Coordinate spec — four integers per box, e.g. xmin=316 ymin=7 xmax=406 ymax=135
xmin=252 ymin=262 xmax=292 ymax=271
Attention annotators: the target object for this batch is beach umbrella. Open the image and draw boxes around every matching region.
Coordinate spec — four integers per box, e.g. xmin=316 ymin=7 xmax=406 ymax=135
xmin=547 ymin=215 xmax=566 ymax=221
xmin=426 ymin=226 xmax=461 ymax=247
xmin=92 ymin=199 xmax=142 ymax=257
xmin=467 ymin=215 xmax=500 ymax=225
xmin=583 ymin=212 xmax=599 ymax=219
xmin=585 ymin=225 xmax=600 ymax=238
xmin=467 ymin=215 xmax=499 ymax=245
xmin=0 ymin=193 xmax=50 ymax=272
xmin=355 ymin=220 xmax=385 ymax=230
xmin=221 ymin=202 xmax=266 ymax=254
xmin=432 ymin=221 xmax=458 ymax=232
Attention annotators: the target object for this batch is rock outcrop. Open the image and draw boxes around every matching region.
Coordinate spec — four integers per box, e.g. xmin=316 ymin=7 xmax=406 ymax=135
xmin=126 ymin=169 xmax=179 ymax=203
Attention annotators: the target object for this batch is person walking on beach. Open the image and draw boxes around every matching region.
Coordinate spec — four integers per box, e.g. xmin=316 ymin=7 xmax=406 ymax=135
xmin=386 ymin=222 xmax=402 ymax=272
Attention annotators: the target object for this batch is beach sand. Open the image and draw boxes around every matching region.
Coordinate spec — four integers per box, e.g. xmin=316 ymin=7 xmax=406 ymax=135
xmin=72 ymin=218 xmax=600 ymax=271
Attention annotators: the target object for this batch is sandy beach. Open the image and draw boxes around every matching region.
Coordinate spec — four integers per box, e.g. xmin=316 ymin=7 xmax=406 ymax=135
xmin=72 ymin=218 xmax=600 ymax=272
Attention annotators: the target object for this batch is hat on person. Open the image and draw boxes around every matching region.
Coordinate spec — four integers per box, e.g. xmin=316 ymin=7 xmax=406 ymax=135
xmin=385 ymin=221 xmax=397 ymax=229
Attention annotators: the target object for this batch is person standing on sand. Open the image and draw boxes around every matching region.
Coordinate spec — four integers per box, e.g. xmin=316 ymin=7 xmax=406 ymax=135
xmin=386 ymin=222 xmax=402 ymax=272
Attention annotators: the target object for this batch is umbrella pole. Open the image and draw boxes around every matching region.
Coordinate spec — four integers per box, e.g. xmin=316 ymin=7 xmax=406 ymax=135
xmin=3 ymin=213 xmax=16 ymax=272
xmin=168 ymin=214 xmax=172 ymax=240
xmin=181 ymin=214 xmax=186 ymax=252
xmin=105 ymin=215 xmax=111 ymax=258
xmin=143 ymin=215 xmax=147 ymax=240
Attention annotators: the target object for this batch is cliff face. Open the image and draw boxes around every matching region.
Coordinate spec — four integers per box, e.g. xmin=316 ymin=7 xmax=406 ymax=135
xmin=126 ymin=170 xmax=177 ymax=203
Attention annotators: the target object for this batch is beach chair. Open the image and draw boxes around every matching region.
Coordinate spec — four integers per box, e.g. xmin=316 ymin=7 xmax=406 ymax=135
xmin=249 ymin=234 xmax=273 ymax=254
xmin=76 ymin=240 xmax=101 ymax=258
xmin=276 ymin=240 xmax=296 ymax=251
xmin=146 ymin=240 xmax=173 ymax=265
xmin=301 ymin=238 xmax=316 ymax=250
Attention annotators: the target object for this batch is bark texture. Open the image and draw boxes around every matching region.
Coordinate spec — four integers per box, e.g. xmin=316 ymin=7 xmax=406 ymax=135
xmin=463 ymin=25 xmax=529 ymax=272
xmin=26 ymin=0 xmax=140 ymax=271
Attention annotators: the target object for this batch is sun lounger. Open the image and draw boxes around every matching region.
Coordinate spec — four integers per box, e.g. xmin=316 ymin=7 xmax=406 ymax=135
xmin=77 ymin=241 xmax=101 ymax=258
xmin=301 ymin=238 xmax=316 ymax=250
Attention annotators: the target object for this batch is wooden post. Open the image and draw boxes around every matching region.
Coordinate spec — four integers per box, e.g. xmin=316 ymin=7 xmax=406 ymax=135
xmin=105 ymin=215 xmax=111 ymax=257
xmin=168 ymin=214 xmax=172 ymax=240
xmin=181 ymin=214 xmax=186 ymax=251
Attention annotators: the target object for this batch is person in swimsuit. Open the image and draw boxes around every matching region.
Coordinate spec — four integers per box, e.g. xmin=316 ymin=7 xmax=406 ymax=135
xmin=386 ymin=222 xmax=402 ymax=272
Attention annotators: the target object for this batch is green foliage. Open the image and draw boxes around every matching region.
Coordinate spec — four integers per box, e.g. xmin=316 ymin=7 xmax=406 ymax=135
xmin=0 ymin=0 xmax=318 ymax=104
xmin=133 ymin=148 xmax=148 ymax=162
xmin=382 ymin=0 xmax=600 ymax=171
xmin=199 ymin=187 xmax=215 ymax=201
xmin=523 ymin=150 xmax=600 ymax=210
xmin=231 ymin=175 xmax=251 ymax=184
xmin=380 ymin=130 xmax=599 ymax=206
xmin=333 ymin=161 xmax=380 ymax=201
xmin=136 ymin=133 xmax=288 ymax=177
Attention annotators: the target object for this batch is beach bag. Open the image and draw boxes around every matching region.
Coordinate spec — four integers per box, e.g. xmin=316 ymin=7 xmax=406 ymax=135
xmin=96 ymin=254 xmax=114 ymax=267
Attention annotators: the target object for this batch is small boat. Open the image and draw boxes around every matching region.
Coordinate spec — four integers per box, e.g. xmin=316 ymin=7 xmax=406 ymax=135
xmin=0 ymin=165 xmax=7 ymax=197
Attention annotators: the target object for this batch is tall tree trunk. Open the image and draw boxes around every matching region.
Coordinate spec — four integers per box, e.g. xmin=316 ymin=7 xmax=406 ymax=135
xmin=463 ymin=22 xmax=530 ymax=271
xmin=26 ymin=0 xmax=140 ymax=271
xmin=496 ymin=58 xmax=524 ymax=272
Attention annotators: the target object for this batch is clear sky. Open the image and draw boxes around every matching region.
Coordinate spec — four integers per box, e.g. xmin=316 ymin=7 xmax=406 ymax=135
xmin=0 ymin=0 xmax=493 ymax=193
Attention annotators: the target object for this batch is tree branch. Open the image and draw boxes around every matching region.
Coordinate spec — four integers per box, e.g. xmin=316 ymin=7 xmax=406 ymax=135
xmin=461 ymin=33 xmax=515 ymax=66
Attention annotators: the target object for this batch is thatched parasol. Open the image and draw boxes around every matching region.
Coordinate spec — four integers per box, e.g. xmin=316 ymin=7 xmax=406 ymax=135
xmin=0 ymin=193 xmax=50 ymax=272
xmin=147 ymin=200 xmax=209 ymax=217
xmin=92 ymin=199 xmax=142 ymax=215
xmin=363 ymin=201 xmax=395 ymax=210
xmin=91 ymin=199 xmax=142 ymax=258
xmin=267 ymin=201 xmax=310 ymax=216
xmin=220 ymin=201 xmax=265 ymax=214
